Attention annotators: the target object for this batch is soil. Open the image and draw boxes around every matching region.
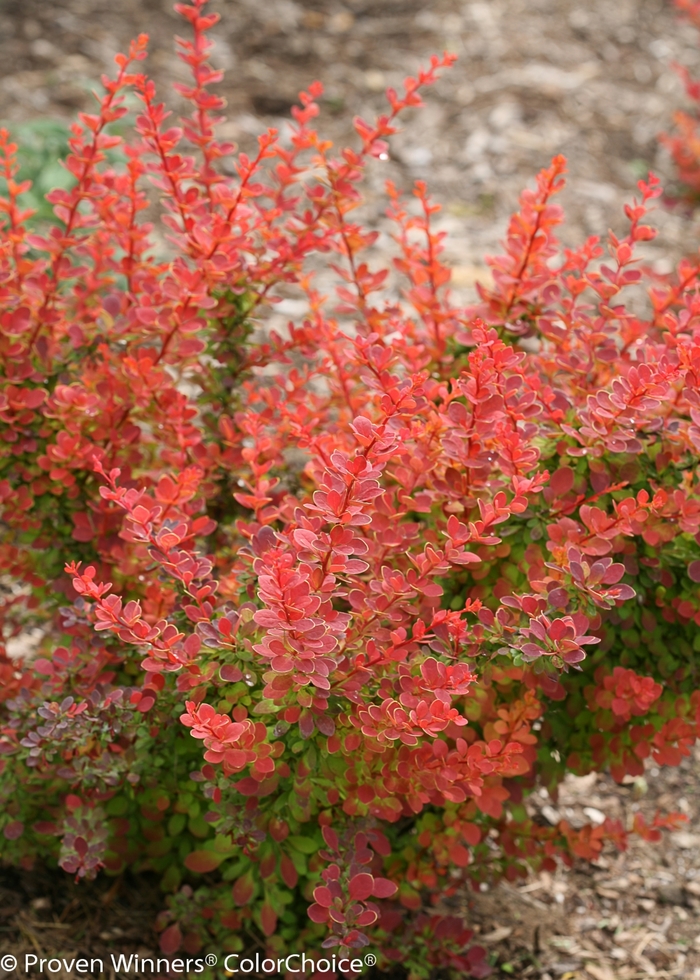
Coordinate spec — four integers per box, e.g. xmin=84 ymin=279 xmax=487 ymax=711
xmin=463 ymin=751 xmax=700 ymax=979
xmin=0 ymin=868 xmax=164 ymax=980
xmin=1 ymin=0 xmax=700 ymax=978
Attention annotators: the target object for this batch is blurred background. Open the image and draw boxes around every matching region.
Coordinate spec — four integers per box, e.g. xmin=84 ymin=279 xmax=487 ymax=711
xmin=0 ymin=0 xmax=698 ymax=291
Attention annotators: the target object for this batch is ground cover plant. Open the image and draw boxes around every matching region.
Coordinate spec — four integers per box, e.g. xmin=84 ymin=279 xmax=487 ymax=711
xmin=2 ymin=1 xmax=700 ymax=977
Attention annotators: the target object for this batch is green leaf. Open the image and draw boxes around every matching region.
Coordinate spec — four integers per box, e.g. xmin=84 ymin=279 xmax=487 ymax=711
xmin=288 ymin=835 xmax=318 ymax=855
xmin=106 ymin=796 xmax=129 ymax=816
xmin=160 ymin=864 xmax=182 ymax=892
xmin=252 ymin=698 xmax=282 ymax=715
xmin=188 ymin=815 xmax=210 ymax=839
xmin=167 ymin=814 xmax=187 ymax=837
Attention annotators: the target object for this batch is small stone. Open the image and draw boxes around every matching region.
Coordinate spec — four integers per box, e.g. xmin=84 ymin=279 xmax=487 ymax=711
xmin=541 ymin=805 xmax=562 ymax=825
xmin=400 ymin=146 xmax=433 ymax=169
xmin=328 ymin=11 xmax=354 ymax=33
xmin=657 ymin=883 xmax=685 ymax=906
xmin=481 ymin=926 xmax=513 ymax=942
xmin=550 ymin=963 xmax=582 ymax=976
xmin=364 ymin=70 xmax=386 ymax=92
xmin=22 ymin=19 xmax=41 ymax=39
xmin=583 ymin=807 xmax=606 ymax=825
xmin=301 ymin=11 xmax=324 ymax=30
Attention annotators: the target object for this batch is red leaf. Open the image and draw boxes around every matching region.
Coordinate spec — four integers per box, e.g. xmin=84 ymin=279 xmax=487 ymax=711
xmin=449 ymin=843 xmax=470 ymax=868
xmin=313 ymin=886 xmax=333 ymax=908
xmin=280 ymin=854 xmax=298 ymax=889
xmin=3 ymin=821 xmax=24 ymax=841
xmin=183 ymin=932 xmax=202 ymax=955
xmin=307 ymin=903 xmax=329 ymax=923
xmin=9 ymin=307 xmax=31 ymax=334
xmin=348 ymin=872 xmax=374 ymax=901
xmin=32 ymin=822 xmax=59 ymax=836
xmin=268 ymin=817 xmax=289 ymax=842
xmin=462 ymin=823 xmax=481 ymax=846
xmin=355 ymin=908 xmax=379 ymax=926
xmin=184 ymin=850 xmax=222 ymax=873
xmin=550 ymin=466 xmax=574 ymax=496
xmin=260 ymin=853 xmax=276 ymax=879
xmin=398 ymin=884 xmax=422 ymax=910
xmin=372 ymin=877 xmax=398 ymax=899
xmin=232 ymin=870 xmax=255 ymax=906
xmin=159 ymin=924 xmax=182 ymax=955
xmin=260 ymin=901 xmax=277 ymax=937
xmin=322 ymin=825 xmax=339 ymax=851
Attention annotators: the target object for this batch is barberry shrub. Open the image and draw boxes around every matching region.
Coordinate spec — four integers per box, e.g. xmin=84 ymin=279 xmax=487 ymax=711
xmin=1 ymin=2 xmax=700 ymax=977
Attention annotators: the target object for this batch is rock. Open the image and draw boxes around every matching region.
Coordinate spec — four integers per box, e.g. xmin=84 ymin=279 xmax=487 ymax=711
xmin=584 ymin=965 xmax=617 ymax=980
xmin=595 ymin=886 xmax=621 ymax=900
xmin=541 ymin=805 xmax=562 ymax=826
xmin=672 ymin=832 xmax=700 ymax=849
xmin=481 ymin=926 xmax=513 ymax=942
xmin=583 ymin=807 xmax=606 ymax=825
xmin=656 ymin=883 xmax=685 ymax=906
